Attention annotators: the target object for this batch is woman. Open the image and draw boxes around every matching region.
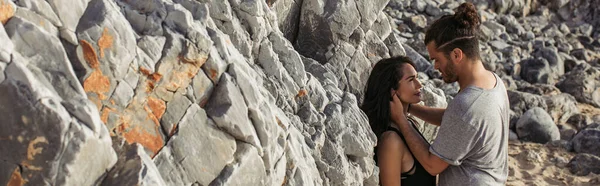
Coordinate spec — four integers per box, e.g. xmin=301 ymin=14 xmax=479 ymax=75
xmin=361 ymin=56 xmax=435 ymax=185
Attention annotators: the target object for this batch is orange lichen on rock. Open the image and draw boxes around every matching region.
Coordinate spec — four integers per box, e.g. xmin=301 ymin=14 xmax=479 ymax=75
xmin=210 ymin=69 xmax=218 ymax=79
xmin=117 ymin=114 xmax=164 ymax=156
xmin=79 ymin=40 xmax=100 ymax=69
xmin=27 ymin=137 xmax=48 ymax=160
xmin=7 ymin=167 xmax=26 ymax=186
xmin=297 ymin=89 xmax=308 ymax=97
xmin=98 ymin=28 xmax=113 ymax=58
xmin=100 ymin=107 xmax=117 ymax=124
xmin=139 ymin=67 xmax=152 ymax=76
xmin=0 ymin=0 xmax=14 ymax=25
xmin=83 ymin=70 xmax=111 ymax=100
xmin=147 ymin=96 xmax=166 ymax=120
xmin=140 ymin=67 xmax=162 ymax=82
xmin=145 ymin=80 xmax=155 ymax=93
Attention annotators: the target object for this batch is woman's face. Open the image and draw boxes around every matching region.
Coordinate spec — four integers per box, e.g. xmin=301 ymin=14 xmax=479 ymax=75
xmin=394 ymin=64 xmax=422 ymax=104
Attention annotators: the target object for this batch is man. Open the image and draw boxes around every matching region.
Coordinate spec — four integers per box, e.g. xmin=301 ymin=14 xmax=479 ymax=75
xmin=389 ymin=2 xmax=510 ymax=186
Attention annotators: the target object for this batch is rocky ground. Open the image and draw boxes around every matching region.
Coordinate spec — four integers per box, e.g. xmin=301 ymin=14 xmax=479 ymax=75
xmin=0 ymin=0 xmax=598 ymax=185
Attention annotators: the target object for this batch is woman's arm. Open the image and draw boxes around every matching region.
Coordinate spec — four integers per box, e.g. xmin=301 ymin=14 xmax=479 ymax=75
xmin=408 ymin=104 xmax=446 ymax=126
xmin=378 ymin=131 xmax=404 ymax=186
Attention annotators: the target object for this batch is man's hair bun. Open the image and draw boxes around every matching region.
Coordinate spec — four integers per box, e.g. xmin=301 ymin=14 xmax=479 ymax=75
xmin=454 ymin=2 xmax=480 ymax=29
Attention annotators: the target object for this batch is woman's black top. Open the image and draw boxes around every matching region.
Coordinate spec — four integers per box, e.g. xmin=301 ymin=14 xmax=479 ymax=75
xmin=374 ymin=119 xmax=436 ymax=186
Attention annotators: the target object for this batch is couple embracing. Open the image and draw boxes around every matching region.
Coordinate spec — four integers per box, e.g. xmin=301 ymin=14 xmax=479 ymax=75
xmin=361 ymin=3 xmax=510 ymax=186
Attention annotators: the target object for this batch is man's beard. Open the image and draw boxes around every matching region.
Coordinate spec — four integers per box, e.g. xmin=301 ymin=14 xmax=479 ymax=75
xmin=442 ymin=61 xmax=458 ymax=83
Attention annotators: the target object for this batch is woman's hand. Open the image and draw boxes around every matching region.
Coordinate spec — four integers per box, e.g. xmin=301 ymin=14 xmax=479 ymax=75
xmin=389 ymin=89 xmax=405 ymax=125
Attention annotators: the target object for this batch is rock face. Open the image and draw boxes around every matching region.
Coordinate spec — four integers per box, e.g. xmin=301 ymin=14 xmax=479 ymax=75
xmin=0 ymin=0 xmax=599 ymax=185
xmin=1 ymin=0 xmax=393 ymax=184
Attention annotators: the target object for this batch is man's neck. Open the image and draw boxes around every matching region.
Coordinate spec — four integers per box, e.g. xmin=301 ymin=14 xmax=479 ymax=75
xmin=457 ymin=60 xmax=493 ymax=90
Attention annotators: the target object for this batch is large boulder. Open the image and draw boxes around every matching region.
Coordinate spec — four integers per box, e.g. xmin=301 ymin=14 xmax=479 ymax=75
xmin=571 ymin=128 xmax=600 ymax=157
xmin=568 ymin=153 xmax=600 ymax=176
xmin=556 ymin=63 xmax=600 ymax=107
xmin=516 ymin=107 xmax=560 ymax=143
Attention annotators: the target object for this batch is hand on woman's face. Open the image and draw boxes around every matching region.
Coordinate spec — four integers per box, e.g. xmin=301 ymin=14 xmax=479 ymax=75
xmin=395 ymin=64 xmax=422 ymax=104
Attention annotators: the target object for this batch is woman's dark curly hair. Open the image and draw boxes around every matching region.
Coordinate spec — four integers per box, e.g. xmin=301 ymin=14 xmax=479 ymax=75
xmin=361 ymin=56 xmax=416 ymax=138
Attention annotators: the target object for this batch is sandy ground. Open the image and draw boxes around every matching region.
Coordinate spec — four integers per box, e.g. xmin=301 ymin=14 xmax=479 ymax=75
xmin=507 ymin=104 xmax=600 ymax=186
xmin=507 ymin=141 xmax=599 ymax=186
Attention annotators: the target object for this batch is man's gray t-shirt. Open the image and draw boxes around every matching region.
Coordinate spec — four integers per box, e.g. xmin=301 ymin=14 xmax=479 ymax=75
xmin=430 ymin=73 xmax=509 ymax=186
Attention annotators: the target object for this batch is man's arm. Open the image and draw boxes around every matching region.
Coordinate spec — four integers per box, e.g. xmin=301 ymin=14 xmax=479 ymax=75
xmin=390 ymin=94 xmax=449 ymax=175
xmin=394 ymin=116 xmax=449 ymax=175
xmin=408 ymin=104 xmax=445 ymax=126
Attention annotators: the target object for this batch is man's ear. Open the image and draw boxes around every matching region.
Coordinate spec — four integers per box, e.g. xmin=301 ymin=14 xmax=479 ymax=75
xmin=451 ymin=48 xmax=463 ymax=63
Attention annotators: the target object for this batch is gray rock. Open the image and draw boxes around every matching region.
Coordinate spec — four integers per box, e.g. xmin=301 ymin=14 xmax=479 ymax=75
xmin=269 ymin=32 xmax=308 ymax=88
xmin=508 ymin=90 xmax=548 ymax=116
xmin=534 ymin=46 xmax=564 ymax=76
xmin=305 ymin=73 xmax=329 ymax=112
xmin=160 ymin=92 xmax=192 ymax=136
xmin=102 ymin=142 xmax=166 ymax=186
xmin=1 ymin=60 xmax=116 ymax=185
xmin=284 ymin=126 xmax=324 ymax=186
xmin=425 ymin=4 xmax=442 ymax=16
xmin=516 ymin=82 xmax=560 ymax=95
xmin=295 ymin=0 xmax=360 ymax=63
xmin=408 ymin=15 xmax=427 ymax=29
xmin=355 ymin=0 xmax=388 ymax=31
xmin=209 ymin=143 xmax=267 ymax=186
xmin=47 ymin=0 xmax=91 ymax=44
xmin=154 ymin=108 xmax=236 ymax=185
xmin=571 ymin=128 xmax=600 ymax=157
xmin=567 ymin=113 xmax=592 ymax=130
xmin=0 ymin=24 xmax=13 ymax=62
xmin=402 ymin=43 xmax=433 ymax=72
xmin=544 ymin=93 xmax=579 ymax=124
xmin=6 ymin=17 xmax=86 ymax=99
xmin=60 ymin=97 xmax=103 ymax=135
xmin=546 ymin=140 xmax=573 ymax=152
xmin=384 ymin=33 xmax=407 ymax=57
xmin=516 ymin=107 xmax=560 ymax=143
xmin=228 ymin=61 xmax=285 ymax=171
xmin=202 ymin=35 xmax=229 ymax=84
xmin=568 ymin=153 xmax=600 ymax=176
xmin=338 ymin=93 xmax=377 ymax=157
xmin=14 ymin=7 xmax=59 ymax=36
xmin=120 ymin=0 xmax=166 ymax=36
xmin=483 ymin=21 xmax=507 ymax=37
xmin=0 ymin=62 xmax=5 ymax=83
xmin=363 ymin=30 xmax=390 ymax=64
xmin=270 ymin=0 xmax=302 ymax=42
xmin=499 ymin=15 xmax=526 ymax=35
xmin=509 ymin=130 xmax=519 ymax=141
xmin=110 ymin=81 xmax=134 ymax=107
xmin=192 ymin=67 xmax=214 ymax=106
xmin=556 ymin=63 xmax=600 ymax=107
xmin=411 ymin=0 xmax=427 ymax=12
xmin=16 ymin=0 xmax=63 ymax=27
xmin=560 ymin=128 xmax=577 ymax=141
xmin=137 ymin=35 xmax=166 ymax=71
xmin=371 ymin=12 xmax=392 ymax=41
xmin=346 ymin=50 xmax=371 ymax=101
xmin=205 ymin=73 xmax=261 ymax=148
xmin=490 ymin=40 xmax=510 ymax=50
xmin=76 ymin=0 xmax=137 ymax=80
xmin=519 ymin=57 xmax=554 ymax=84
xmin=258 ymin=38 xmax=300 ymax=98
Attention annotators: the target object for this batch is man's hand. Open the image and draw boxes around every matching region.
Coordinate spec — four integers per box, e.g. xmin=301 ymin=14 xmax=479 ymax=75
xmin=389 ymin=89 xmax=405 ymax=126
